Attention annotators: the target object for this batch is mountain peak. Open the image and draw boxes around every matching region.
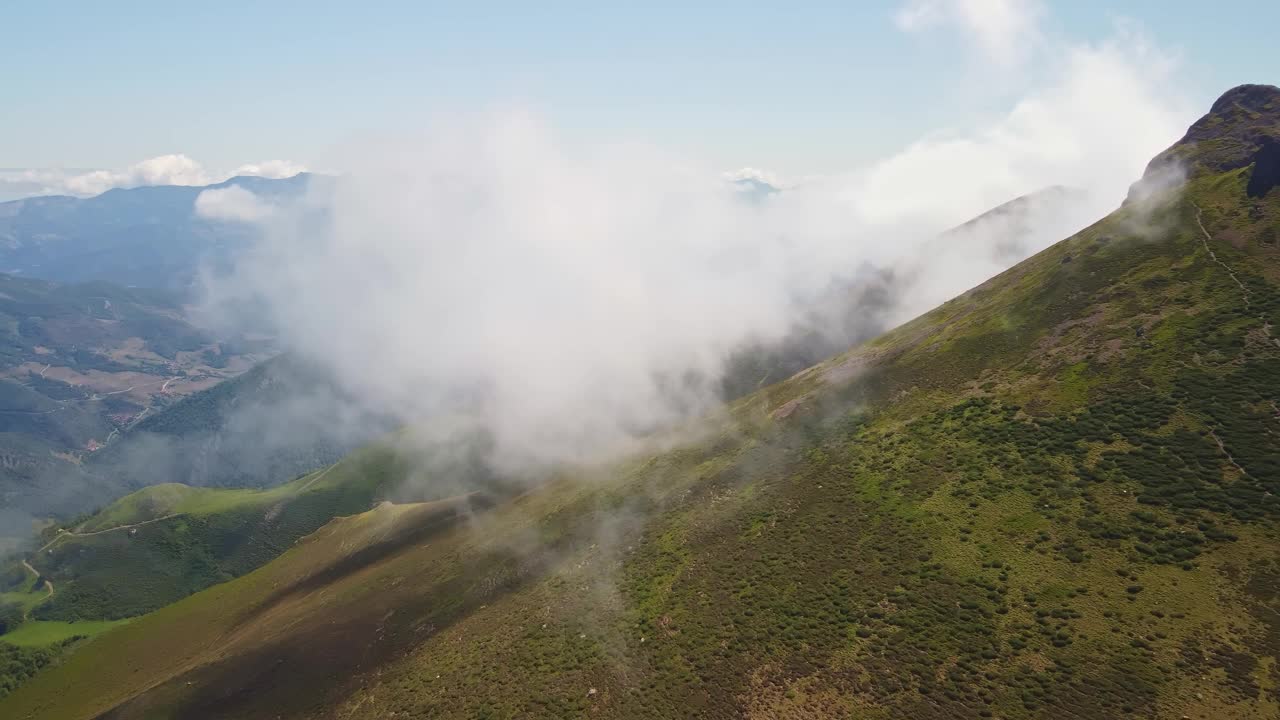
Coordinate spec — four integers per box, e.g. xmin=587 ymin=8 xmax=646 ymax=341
xmin=1209 ymin=82 xmax=1280 ymax=115
xmin=1151 ymin=83 xmax=1280 ymax=173
xmin=1130 ymin=83 xmax=1280 ymax=203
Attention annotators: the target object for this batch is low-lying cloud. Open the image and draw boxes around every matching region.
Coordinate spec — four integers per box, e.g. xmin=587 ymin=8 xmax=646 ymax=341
xmin=200 ymin=16 xmax=1194 ymax=482
xmin=195 ymin=185 xmax=279 ymax=223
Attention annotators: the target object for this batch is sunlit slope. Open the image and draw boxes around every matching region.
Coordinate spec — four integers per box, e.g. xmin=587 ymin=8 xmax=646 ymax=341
xmin=5 ymin=84 xmax=1280 ymax=720
xmin=20 ymin=444 xmax=419 ymax=621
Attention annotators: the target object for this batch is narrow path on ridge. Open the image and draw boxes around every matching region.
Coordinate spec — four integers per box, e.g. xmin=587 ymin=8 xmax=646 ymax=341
xmin=1193 ymin=202 xmax=1280 ymax=348
xmin=34 ymin=513 xmax=186 ymax=554
xmin=295 ymin=463 xmax=338 ymax=493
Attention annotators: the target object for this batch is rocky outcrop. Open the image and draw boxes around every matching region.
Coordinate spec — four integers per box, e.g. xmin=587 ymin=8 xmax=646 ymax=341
xmin=1246 ymin=136 xmax=1280 ymax=198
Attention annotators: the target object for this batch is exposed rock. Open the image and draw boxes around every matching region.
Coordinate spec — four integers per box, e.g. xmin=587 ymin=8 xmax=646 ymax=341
xmin=1246 ymin=136 xmax=1280 ymax=198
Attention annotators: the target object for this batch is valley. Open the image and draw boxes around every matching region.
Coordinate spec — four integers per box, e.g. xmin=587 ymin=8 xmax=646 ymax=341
xmin=0 ymin=273 xmax=271 ymax=552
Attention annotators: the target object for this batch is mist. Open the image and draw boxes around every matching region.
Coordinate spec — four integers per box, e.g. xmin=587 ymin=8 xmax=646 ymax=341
xmin=197 ymin=21 xmax=1193 ymax=486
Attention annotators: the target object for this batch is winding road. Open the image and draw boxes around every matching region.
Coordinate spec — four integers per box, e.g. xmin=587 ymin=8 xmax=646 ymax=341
xmin=19 ymin=558 xmax=54 ymax=608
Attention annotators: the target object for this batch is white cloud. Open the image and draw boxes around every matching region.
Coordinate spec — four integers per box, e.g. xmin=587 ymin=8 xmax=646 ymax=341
xmin=0 ymin=155 xmax=308 ymax=201
xmin=232 ymin=159 xmax=308 ymax=179
xmin=194 ymin=186 xmax=277 ymax=223
xmin=895 ymin=0 xmax=1045 ymax=67
xmin=854 ymin=28 xmax=1185 ymax=229
xmin=63 ymin=154 xmax=212 ymax=196
xmin=200 ymin=18 xmax=1194 ymax=476
xmin=0 ymin=168 xmax=92 ymax=201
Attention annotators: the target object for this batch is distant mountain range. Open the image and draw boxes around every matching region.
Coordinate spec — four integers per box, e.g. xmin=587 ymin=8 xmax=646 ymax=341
xmin=0 ymin=174 xmax=312 ymax=289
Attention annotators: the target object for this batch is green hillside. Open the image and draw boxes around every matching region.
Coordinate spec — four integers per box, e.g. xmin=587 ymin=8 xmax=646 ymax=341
xmin=11 ymin=443 xmax=418 ymax=622
xmin=2 ymin=420 xmax=502 ymax=630
xmin=3 ymin=84 xmax=1280 ymax=719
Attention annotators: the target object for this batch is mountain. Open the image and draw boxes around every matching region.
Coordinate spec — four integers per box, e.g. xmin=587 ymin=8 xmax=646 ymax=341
xmin=719 ymin=185 xmax=1091 ymax=399
xmin=0 ymin=273 xmax=271 ymax=552
xmin=937 ymin=185 xmax=1088 ymax=263
xmin=4 ymin=85 xmax=1280 ymax=719
xmin=0 ymin=174 xmax=311 ymax=289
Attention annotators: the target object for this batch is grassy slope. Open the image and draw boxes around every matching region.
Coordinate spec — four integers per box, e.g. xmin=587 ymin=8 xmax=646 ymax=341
xmin=18 ymin=443 xmax=416 ymax=621
xmin=5 ymin=89 xmax=1280 ymax=719
xmin=3 ymin=495 xmax=490 ymax=717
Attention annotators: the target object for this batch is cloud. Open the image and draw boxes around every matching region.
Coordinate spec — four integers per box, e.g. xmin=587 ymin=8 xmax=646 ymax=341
xmin=854 ymin=26 xmax=1187 ymax=231
xmin=0 ymin=155 xmax=309 ymax=201
xmin=194 ymin=185 xmax=278 ymax=223
xmin=232 ymin=159 xmax=309 ymax=179
xmin=895 ymin=0 xmax=1045 ymax=67
xmin=62 ymin=154 xmax=212 ymax=196
xmin=0 ymin=168 xmax=93 ymax=202
xmin=198 ymin=16 xmax=1192 ymax=485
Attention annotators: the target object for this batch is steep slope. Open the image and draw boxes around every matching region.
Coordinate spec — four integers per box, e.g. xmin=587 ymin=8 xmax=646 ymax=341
xmin=4 ymin=85 xmax=1280 ymax=720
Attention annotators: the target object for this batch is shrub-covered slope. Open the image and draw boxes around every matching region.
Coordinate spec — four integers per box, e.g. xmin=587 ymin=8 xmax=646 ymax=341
xmin=4 ymin=85 xmax=1280 ymax=720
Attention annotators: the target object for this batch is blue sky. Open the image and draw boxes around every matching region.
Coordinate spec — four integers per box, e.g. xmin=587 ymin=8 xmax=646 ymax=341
xmin=3 ymin=1 xmax=1278 ymax=176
